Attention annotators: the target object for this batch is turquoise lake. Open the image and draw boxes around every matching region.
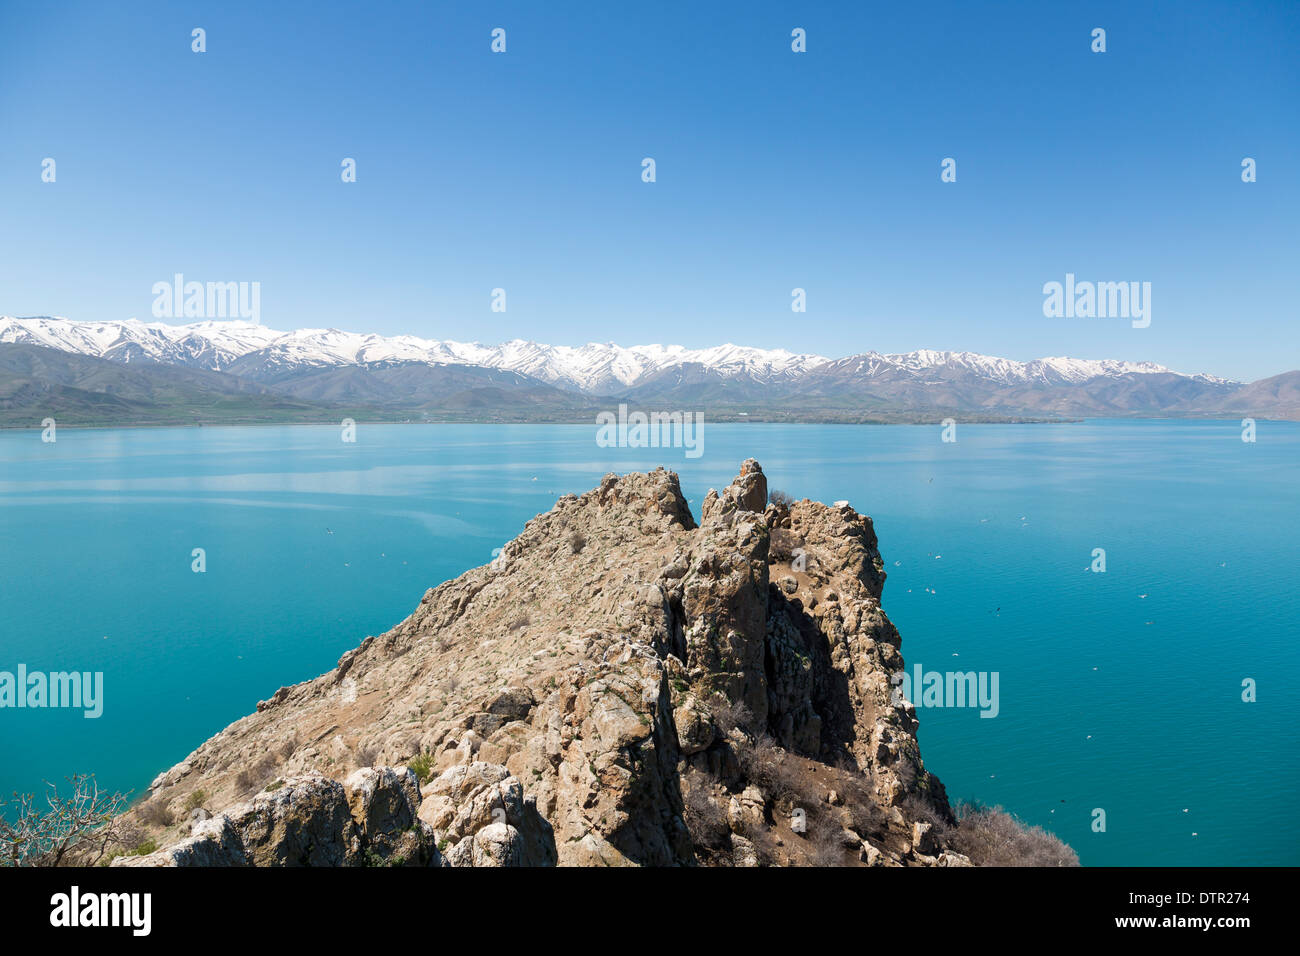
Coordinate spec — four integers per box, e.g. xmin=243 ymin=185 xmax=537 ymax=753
xmin=0 ymin=420 xmax=1295 ymax=866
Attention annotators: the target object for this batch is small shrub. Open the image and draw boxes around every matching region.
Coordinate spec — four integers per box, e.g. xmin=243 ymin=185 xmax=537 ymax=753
xmin=137 ymin=798 xmax=174 ymax=828
xmin=182 ymin=790 xmax=207 ymax=813
xmin=569 ymin=531 xmax=587 ymax=554
xmin=129 ymin=839 xmax=158 ymax=857
xmin=768 ymin=489 xmax=795 ymax=508
xmin=234 ymin=754 xmax=280 ymax=795
xmin=408 ymin=753 xmax=436 ymax=784
xmin=507 ymin=613 xmax=530 ymax=632
xmin=807 ymin=824 xmax=850 ymax=867
xmin=706 ymin=694 xmax=753 ymax=735
xmin=681 ymin=770 xmax=730 ymax=849
xmin=947 ymin=802 xmax=1079 ymax=867
xmin=768 ymin=528 xmax=804 ymax=563
xmin=733 ymin=734 xmax=797 ymax=803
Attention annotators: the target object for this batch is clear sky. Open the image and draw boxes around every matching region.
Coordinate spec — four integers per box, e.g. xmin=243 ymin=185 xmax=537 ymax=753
xmin=1 ymin=0 xmax=1296 ymax=381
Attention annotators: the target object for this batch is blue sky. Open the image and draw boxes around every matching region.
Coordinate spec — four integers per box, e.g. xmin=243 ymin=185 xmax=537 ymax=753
xmin=1 ymin=0 xmax=1296 ymax=380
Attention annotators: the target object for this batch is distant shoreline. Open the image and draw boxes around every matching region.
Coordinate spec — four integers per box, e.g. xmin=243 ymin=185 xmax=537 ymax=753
xmin=12 ymin=415 xmax=1299 ymax=432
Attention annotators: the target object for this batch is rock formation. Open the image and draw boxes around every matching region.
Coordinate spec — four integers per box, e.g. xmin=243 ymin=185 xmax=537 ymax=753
xmin=117 ymin=459 xmax=970 ymax=867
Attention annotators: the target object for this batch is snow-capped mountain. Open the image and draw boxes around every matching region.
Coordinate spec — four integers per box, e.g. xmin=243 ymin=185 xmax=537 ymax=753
xmin=0 ymin=316 xmax=1233 ymax=392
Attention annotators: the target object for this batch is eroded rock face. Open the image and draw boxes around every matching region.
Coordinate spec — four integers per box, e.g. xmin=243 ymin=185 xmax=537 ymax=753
xmin=115 ymin=769 xmax=439 ymax=867
xmin=125 ymin=461 xmax=955 ymax=867
xmin=419 ymin=762 xmax=557 ymax=866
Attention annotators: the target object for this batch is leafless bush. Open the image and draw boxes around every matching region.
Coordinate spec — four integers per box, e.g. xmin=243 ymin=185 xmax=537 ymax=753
xmin=279 ymin=733 xmax=299 ymax=761
xmin=731 ymin=733 xmax=882 ymax=858
xmin=353 ymin=741 xmax=379 ymax=767
xmin=0 ymin=774 xmax=131 ymax=867
xmin=835 ymin=770 xmax=887 ymax=837
xmin=569 ymin=531 xmax=587 ymax=554
xmin=733 ymin=734 xmax=802 ymax=806
xmin=706 ymin=694 xmax=752 ymax=736
xmin=681 ymin=770 xmax=730 ymax=849
xmin=234 ymin=754 xmax=280 ymax=795
xmin=901 ymin=792 xmax=948 ymax=832
xmin=507 ymin=612 xmax=530 ymax=632
xmin=947 ymin=802 xmax=1079 ymax=867
xmin=768 ymin=489 xmax=795 ymax=509
xmin=768 ymin=528 xmax=804 ymax=563
xmin=136 ymin=797 xmax=174 ymax=828
xmin=808 ymin=823 xmax=851 ymax=866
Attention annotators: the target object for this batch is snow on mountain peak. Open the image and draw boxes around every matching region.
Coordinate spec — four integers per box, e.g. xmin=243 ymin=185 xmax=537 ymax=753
xmin=0 ymin=316 xmax=1233 ymax=390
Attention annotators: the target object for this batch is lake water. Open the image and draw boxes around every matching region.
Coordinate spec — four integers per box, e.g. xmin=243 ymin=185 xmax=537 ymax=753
xmin=1 ymin=420 xmax=1296 ymax=865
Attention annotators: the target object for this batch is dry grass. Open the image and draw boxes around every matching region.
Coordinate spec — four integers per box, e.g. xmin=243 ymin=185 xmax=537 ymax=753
xmin=234 ymin=754 xmax=280 ymax=795
xmin=278 ymin=733 xmax=300 ymax=761
xmin=728 ymin=731 xmax=886 ymax=865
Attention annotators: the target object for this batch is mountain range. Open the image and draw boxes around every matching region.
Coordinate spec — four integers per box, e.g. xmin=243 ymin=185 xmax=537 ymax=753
xmin=1 ymin=315 xmax=1296 ymax=425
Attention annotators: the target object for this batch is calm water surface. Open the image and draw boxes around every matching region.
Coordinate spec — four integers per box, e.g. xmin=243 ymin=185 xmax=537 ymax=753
xmin=1 ymin=420 xmax=1295 ymax=865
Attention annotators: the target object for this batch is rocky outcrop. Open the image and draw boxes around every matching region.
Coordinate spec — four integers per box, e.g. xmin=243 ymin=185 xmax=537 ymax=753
xmin=121 ymin=460 xmax=959 ymax=866
xmin=117 ymin=768 xmax=439 ymax=867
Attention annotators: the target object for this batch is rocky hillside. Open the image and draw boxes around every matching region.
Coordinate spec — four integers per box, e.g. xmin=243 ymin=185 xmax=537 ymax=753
xmin=116 ymin=460 xmax=1027 ymax=867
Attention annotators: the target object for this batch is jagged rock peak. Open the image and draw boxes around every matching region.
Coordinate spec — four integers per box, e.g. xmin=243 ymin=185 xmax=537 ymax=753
xmin=121 ymin=460 xmax=959 ymax=867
